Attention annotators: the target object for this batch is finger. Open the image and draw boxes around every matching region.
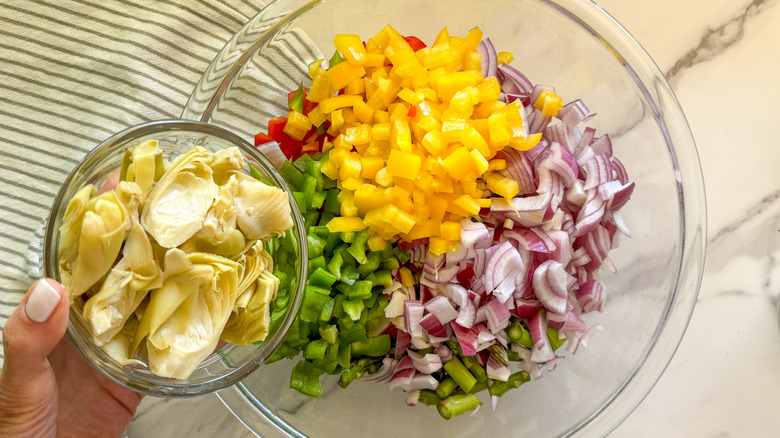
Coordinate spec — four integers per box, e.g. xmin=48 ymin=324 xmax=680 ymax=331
xmin=1 ymin=279 xmax=69 ymax=384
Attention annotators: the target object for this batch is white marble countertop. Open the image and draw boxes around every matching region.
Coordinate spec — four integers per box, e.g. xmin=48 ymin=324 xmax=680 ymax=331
xmin=129 ymin=1 xmax=780 ymax=437
xmin=0 ymin=0 xmax=777 ymax=437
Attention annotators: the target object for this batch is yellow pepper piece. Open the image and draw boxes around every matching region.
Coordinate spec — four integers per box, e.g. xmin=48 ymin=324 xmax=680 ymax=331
xmin=533 ymin=90 xmax=563 ymax=117
xmin=353 ymin=99 xmax=375 ymax=125
xmin=470 ymin=150 xmax=489 ymax=176
xmin=375 ymin=167 xmax=393 ymax=187
xmin=509 ymin=132 xmax=542 ymax=151
xmin=307 ymin=72 xmax=333 ymax=102
xmin=484 ymin=171 xmax=519 ymax=199
xmin=421 ymin=130 xmax=443 ymax=155
xmin=334 ymin=34 xmax=367 ymax=65
xmin=476 ymin=76 xmax=501 ymax=102
xmin=344 ymin=124 xmax=372 ymax=145
xmin=386 ymin=149 xmax=421 ymax=180
xmin=399 ymin=266 xmax=415 ymax=287
xmin=440 ymin=221 xmax=461 ymax=241
xmin=497 ymin=51 xmax=514 ymax=64
xmin=360 ymin=156 xmax=384 ymax=180
xmin=326 ymin=216 xmax=366 ymax=233
xmin=452 ymin=195 xmax=481 ymax=216
xmin=371 ymin=122 xmax=391 ymax=141
xmin=428 ymin=236 xmax=450 ymax=255
xmin=437 ymin=71 xmax=483 ymax=101
xmin=347 ymin=77 xmax=365 ymax=95
xmin=487 ymin=111 xmax=511 ymax=149
xmin=487 ymin=159 xmax=507 ymax=171
xmin=328 ymin=62 xmax=367 ymax=91
xmin=391 ymin=119 xmax=412 ymax=152
xmin=442 ymin=146 xmax=476 ymax=180
xmin=367 ymin=235 xmax=387 ymax=251
xmin=320 ymin=95 xmax=363 ymax=113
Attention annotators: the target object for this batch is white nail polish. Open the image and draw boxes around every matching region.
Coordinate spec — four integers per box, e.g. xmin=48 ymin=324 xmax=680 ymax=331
xmin=25 ymin=280 xmax=61 ymax=323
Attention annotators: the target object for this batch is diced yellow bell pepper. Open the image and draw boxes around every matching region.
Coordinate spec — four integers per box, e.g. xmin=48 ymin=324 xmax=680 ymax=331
xmin=326 ymin=216 xmax=366 ymax=233
xmin=476 ymin=76 xmax=501 ymax=102
xmin=440 ymin=221 xmax=461 ymax=241
xmin=437 ymin=71 xmax=483 ymax=101
xmin=423 ymin=48 xmax=455 ymax=70
xmin=509 ymin=132 xmax=542 ymax=151
xmin=440 ymin=119 xmax=468 ymax=146
xmin=386 ymin=149 xmax=421 ymax=180
xmin=533 ymin=90 xmax=563 ymax=117
xmin=478 ymin=198 xmax=492 ymax=208
xmin=360 ymin=156 xmax=384 ymax=179
xmin=397 ymin=88 xmax=424 ymax=105
xmin=364 ymin=53 xmax=386 ymax=67
xmin=320 ymin=94 xmax=362 ymax=113
xmin=373 ymin=110 xmax=390 ymax=124
xmin=367 ymin=235 xmax=387 ymax=251
xmin=488 ymin=159 xmax=507 ymax=171
xmin=487 ymin=111 xmax=511 ymax=148
xmin=461 ymin=126 xmax=490 ymax=157
xmin=452 ymin=195 xmax=481 ymax=216
xmin=421 ymin=130 xmax=443 ymax=155
xmin=307 ymin=105 xmax=328 ymax=127
xmin=427 ymin=236 xmax=449 ymax=255
xmin=341 ymin=177 xmax=363 ymax=191
xmin=334 ymin=34 xmax=367 ymax=65
xmin=470 ymin=150 xmax=489 ymax=176
xmin=398 ymin=266 xmax=415 ymax=287
xmin=390 ymin=119 xmax=412 ymax=152
xmin=347 ymin=77 xmax=365 ymax=96
xmin=375 ymin=167 xmax=393 ymax=187
xmin=463 ymin=50 xmax=482 ymax=72
xmin=433 ymin=27 xmax=450 ymax=48
xmin=497 ymin=51 xmax=514 ymax=64
xmin=484 ymin=171 xmax=519 ymax=199
xmin=442 ymin=146 xmax=476 ymax=179
xmin=328 ymin=62 xmax=366 ymax=91
xmin=307 ymin=72 xmax=333 ymax=102
xmin=371 ymin=122 xmax=391 ymax=141
xmin=353 ymin=99 xmax=374 ymax=125
xmin=463 ymin=27 xmax=483 ymax=51
xmin=339 ymin=190 xmax=358 ymax=217
xmin=344 ymin=124 xmax=372 ymax=145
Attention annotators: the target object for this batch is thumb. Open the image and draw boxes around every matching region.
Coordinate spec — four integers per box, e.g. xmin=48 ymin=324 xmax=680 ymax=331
xmin=1 ymin=279 xmax=69 ymax=387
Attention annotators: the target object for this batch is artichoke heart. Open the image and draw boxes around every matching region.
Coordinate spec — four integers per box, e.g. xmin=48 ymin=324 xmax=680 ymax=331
xmin=66 ymin=190 xmax=131 ymax=296
xmin=234 ymin=241 xmax=273 ymax=308
xmin=234 ymin=173 xmax=293 ymax=241
xmin=209 ymin=146 xmax=245 ymax=185
xmin=141 ymin=146 xmax=218 ymax=248
xmin=221 ymin=270 xmax=280 ymax=346
xmin=144 ymin=252 xmax=240 ymax=379
xmin=120 ymin=139 xmax=164 ymax=200
xmin=58 ymin=184 xmax=97 ymax=291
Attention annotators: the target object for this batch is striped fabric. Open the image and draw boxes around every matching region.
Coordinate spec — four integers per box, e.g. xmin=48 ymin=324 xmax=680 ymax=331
xmin=0 ymin=0 xmax=267 ymax=368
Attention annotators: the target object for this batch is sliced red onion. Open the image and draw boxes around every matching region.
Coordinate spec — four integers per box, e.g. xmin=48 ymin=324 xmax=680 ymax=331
xmin=492 ymin=395 xmax=501 ymax=412
xmin=527 ymin=107 xmax=551 ymax=135
xmin=589 ymin=133 xmax=613 ymax=157
xmin=389 ymin=368 xmax=415 ymax=391
xmin=395 ymin=329 xmax=412 ymax=358
xmin=558 ymin=99 xmax=590 ymax=128
xmin=405 ymin=390 xmax=421 ymax=406
xmin=573 ymin=188 xmax=605 ymax=238
xmin=444 ymin=283 xmax=468 ymax=308
xmin=455 ymin=299 xmax=477 ymax=328
xmin=483 ymin=298 xmax=512 ymax=333
xmin=361 ymin=357 xmax=398 ymax=383
xmin=404 ymin=300 xmax=425 ymax=340
xmin=575 ymin=225 xmax=611 ymax=272
xmin=451 ymin=322 xmax=479 ymax=356
xmin=419 ymin=313 xmax=448 ymax=339
xmin=477 ymin=38 xmax=498 ymax=78
xmin=539 ymin=141 xmax=579 ymax=185
xmin=486 ymin=355 xmax=512 ymax=381
xmin=490 ymin=192 xmax=553 ymax=227
xmin=424 ymin=296 xmax=459 ymax=324
xmin=436 ymin=344 xmax=454 ymax=363
xmin=501 ymin=149 xmax=536 ymax=196
xmin=408 ymin=350 xmax=443 ymax=374
xmin=611 ymin=156 xmax=629 ymax=185
xmin=528 ymin=311 xmax=554 ymax=363
xmin=483 ymin=242 xmax=521 ymax=293
xmin=497 ymin=64 xmax=534 ymax=95
xmin=409 ymin=374 xmax=439 ymax=391
xmin=532 ymin=260 xmax=570 ymax=315
xmin=460 ymin=218 xmax=490 ymax=248
xmin=511 ymin=299 xmax=543 ymax=319
xmin=254 ymin=141 xmax=286 ymax=170
xmin=547 ymin=310 xmax=587 ymax=333
xmin=579 ymin=323 xmax=604 ymax=347
xmin=583 ymin=154 xmax=613 ymax=191
xmin=575 ymin=279 xmax=605 ymax=313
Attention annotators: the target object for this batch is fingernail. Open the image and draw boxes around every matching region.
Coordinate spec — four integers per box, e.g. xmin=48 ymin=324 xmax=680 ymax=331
xmin=25 ymin=280 xmax=61 ymax=323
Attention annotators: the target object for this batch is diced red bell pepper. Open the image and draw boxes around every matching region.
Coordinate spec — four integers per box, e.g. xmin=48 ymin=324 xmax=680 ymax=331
xmin=407 ymin=106 xmax=417 ymax=118
xmin=404 ymin=36 xmax=427 ymax=52
xmin=254 ymin=132 xmax=274 ymax=146
xmin=267 ymin=117 xmax=288 ymax=142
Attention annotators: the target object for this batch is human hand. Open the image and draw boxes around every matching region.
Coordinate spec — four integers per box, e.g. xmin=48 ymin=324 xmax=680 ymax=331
xmin=0 ymin=279 xmax=144 ymax=438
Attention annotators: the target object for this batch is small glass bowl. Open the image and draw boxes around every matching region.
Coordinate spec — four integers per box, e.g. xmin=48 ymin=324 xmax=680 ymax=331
xmin=42 ymin=120 xmax=308 ymax=397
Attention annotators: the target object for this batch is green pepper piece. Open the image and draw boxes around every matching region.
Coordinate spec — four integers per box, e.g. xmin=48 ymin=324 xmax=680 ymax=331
xmin=347 ymin=230 xmax=371 ymax=265
xmin=319 ymin=324 xmax=339 ymax=344
xmin=324 ymin=189 xmax=341 ymax=214
xmin=281 ymin=161 xmax=305 ymax=191
xmin=309 ymin=267 xmax=338 ymax=288
xmin=323 ymin=232 xmax=341 ymax=258
xmin=371 ymin=270 xmax=393 ymax=287
xmin=338 ymin=358 xmax=370 ymax=388
xmin=380 ymin=257 xmax=400 ymax=270
xmin=340 ymin=264 xmax=360 ymax=285
xmin=289 ymin=360 xmax=323 ymax=397
xmin=301 ymin=175 xmax=317 ymax=207
xmin=327 ymin=250 xmax=344 ymax=280
xmin=350 ymin=334 xmax=390 ymax=357
xmin=304 ymin=339 xmax=330 ymax=360
xmin=346 ymin=280 xmax=373 ymax=300
xmin=357 ymin=251 xmax=382 ymax=277
xmin=340 ymin=231 xmax=355 ymax=243
xmin=308 ymin=255 xmax=327 ymax=274
xmin=342 ymin=299 xmax=365 ymax=321
xmin=307 ymin=234 xmax=327 ymax=259
xmin=300 ymin=285 xmax=333 ymax=323
xmin=294 ymin=153 xmax=316 ymax=173
xmin=249 ymin=163 xmax=271 ymax=185
xmin=339 ymin=322 xmax=366 ymax=345
xmin=336 ymin=342 xmax=351 ymax=370
xmin=311 ymin=191 xmax=326 ymax=210
xmin=293 ymin=191 xmax=307 ymax=213
xmin=289 ymin=83 xmax=304 ymax=113
xmin=393 ymin=246 xmax=411 ymax=264
xmin=329 ymin=49 xmax=345 ymax=68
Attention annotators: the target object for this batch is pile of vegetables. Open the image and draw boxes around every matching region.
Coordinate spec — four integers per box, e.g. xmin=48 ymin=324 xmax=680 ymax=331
xmin=255 ymin=25 xmax=634 ymax=419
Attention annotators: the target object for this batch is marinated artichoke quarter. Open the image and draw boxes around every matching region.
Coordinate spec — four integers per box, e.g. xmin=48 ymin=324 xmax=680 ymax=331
xmin=58 ymin=140 xmax=294 ymax=379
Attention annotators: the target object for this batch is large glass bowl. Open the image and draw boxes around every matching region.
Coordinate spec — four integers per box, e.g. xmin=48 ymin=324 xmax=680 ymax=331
xmin=42 ymin=120 xmax=308 ymax=397
xmin=182 ymin=0 xmax=706 ymax=435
